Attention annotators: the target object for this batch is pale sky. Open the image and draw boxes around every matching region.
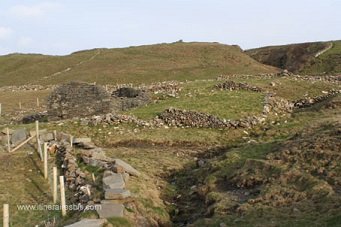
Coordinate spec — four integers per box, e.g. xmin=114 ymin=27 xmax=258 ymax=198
xmin=0 ymin=0 xmax=340 ymax=55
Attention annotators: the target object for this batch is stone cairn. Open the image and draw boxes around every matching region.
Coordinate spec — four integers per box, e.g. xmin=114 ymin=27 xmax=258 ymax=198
xmin=215 ymin=80 xmax=263 ymax=92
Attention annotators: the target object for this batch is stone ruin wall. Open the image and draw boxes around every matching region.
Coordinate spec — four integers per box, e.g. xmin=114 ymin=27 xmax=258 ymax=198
xmin=47 ymin=82 xmax=113 ymax=120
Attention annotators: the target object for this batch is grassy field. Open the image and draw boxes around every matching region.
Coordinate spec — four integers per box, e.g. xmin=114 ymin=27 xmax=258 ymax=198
xmin=127 ymin=81 xmax=264 ymax=120
xmin=0 ymin=42 xmax=277 ymax=86
xmin=0 ymin=62 xmax=340 ymax=226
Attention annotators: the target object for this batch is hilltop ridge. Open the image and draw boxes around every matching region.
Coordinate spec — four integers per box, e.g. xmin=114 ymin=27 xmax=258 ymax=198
xmin=0 ymin=42 xmax=277 ymax=86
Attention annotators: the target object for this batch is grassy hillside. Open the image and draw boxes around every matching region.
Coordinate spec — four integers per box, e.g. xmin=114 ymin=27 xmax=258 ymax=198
xmin=301 ymin=40 xmax=341 ymax=74
xmin=246 ymin=40 xmax=341 ymax=74
xmin=0 ymin=42 xmax=277 ymax=86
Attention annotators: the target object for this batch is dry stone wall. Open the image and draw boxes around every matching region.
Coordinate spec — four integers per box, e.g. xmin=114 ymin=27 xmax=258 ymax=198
xmin=215 ymin=80 xmax=263 ymax=92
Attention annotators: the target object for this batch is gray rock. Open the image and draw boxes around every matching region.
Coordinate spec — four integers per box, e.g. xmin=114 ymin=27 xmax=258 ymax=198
xmin=122 ymin=172 xmax=130 ymax=183
xmin=40 ymin=132 xmax=54 ymax=142
xmin=103 ymin=170 xmax=115 ymax=178
xmin=105 ymin=188 xmax=131 ymax=200
xmin=73 ymin=137 xmax=92 ymax=144
xmin=96 ymin=203 xmax=124 ymax=218
xmin=114 ymin=159 xmax=140 ymax=177
xmin=78 ymin=141 xmax=96 ymax=149
xmin=11 ymin=129 xmax=27 ymax=147
xmin=103 ymin=173 xmax=125 ymax=189
xmin=64 ymin=219 xmax=107 ymax=227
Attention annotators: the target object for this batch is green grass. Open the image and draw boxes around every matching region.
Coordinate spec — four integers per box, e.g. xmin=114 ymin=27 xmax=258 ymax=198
xmin=0 ymin=42 xmax=277 ymax=86
xmin=302 ymin=40 xmax=341 ymax=74
xmin=107 ymin=217 xmax=132 ymax=227
xmin=127 ymin=80 xmax=265 ymax=120
xmin=247 ymin=40 xmax=341 ymax=74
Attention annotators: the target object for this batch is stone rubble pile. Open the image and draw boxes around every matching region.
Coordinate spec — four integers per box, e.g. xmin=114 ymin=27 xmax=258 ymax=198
xmin=83 ymin=113 xmax=157 ymax=128
xmin=215 ymin=80 xmax=263 ymax=92
xmin=263 ymin=95 xmax=294 ymax=114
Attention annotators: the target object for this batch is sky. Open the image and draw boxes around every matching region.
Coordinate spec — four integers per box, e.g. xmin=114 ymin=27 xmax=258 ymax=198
xmin=0 ymin=0 xmax=340 ymax=55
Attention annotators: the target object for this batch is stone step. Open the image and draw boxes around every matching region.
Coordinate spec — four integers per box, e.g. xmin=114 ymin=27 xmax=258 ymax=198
xmin=96 ymin=203 xmax=124 ymax=218
xmin=103 ymin=173 xmax=125 ymax=189
xmin=105 ymin=188 xmax=131 ymax=200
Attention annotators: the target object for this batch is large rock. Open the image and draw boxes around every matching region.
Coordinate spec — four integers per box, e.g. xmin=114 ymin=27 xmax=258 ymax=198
xmin=96 ymin=203 xmax=124 ymax=218
xmin=103 ymin=173 xmax=125 ymax=189
xmin=105 ymin=189 xmax=131 ymax=200
xmin=40 ymin=132 xmax=54 ymax=142
xmin=114 ymin=159 xmax=141 ymax=177
xmin=64 ymin=219 xmax=107 ymax=227
xmin=11 ymin=129 xmax=28 ymax=147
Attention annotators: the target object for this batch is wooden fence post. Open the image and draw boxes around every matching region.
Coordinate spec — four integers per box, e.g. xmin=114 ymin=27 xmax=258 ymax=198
xmin=44 ymin=143 xmax=48 ymax=179
xmin=19 ymin=102 xmax=22 ymax=110
xmin=0 ymin=103 xmax=2 ymax=116
xmin=53 ymin=167 xmax=58 ymax=204
xmin=53 ymin=130 xmax=57 ymax=140
xmin=36 ymin=97 xmax=40 ymax=107
xmin=36 ymin=121 xmax=43 ymax=161
xmin=3 ymin=204 xmax=9 ymax=227
xmin=60 ymin=176 xmax=66 ymax=216
xmin=92 ymin=173 xmax=96 ymax=183
xmin=6 ymin=128 xmax=10 ymax=152
xmin=70 ymin=135 xmax=73 ymax=148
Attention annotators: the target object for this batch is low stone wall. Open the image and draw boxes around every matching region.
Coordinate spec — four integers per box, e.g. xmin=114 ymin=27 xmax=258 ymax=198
xmin=215 ymin=80 xmax=263 ymax=92
xmin=293 ymin=90 xmax=340 ymax=108
xmin=158 ymin=108 xmax=266 ymax=129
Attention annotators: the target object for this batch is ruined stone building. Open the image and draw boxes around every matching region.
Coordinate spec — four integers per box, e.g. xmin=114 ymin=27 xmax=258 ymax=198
xmin=47 ymin=81 xmax=112 ymax=120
